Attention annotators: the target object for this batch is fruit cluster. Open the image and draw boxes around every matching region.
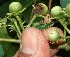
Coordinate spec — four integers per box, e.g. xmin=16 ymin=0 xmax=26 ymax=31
xmin=0 ymin=2 xmax=70 ymax=54
xmin=5 ymin=2 xmax=70 ymax=50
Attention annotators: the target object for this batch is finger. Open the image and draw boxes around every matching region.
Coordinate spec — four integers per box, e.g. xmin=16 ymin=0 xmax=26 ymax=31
xmin=14 ymin=27 xmax=51 ymax=57
xmin=51 ymin=48 xmax=59 ymax=56
xmin=53 ymin=55 xmax=62 ymax=57
xmin=13 ymin=51 xmax=19 ymax=57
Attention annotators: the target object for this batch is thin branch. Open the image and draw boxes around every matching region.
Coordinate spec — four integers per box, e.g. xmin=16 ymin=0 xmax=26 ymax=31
xmin=30 ymin=0 xmax=37 ymax=21
xmin=13 ymin=19 xmax=21 ymax=39
xmin=48 ymin=0 xmax=53 ymax=10
xmin=27 ymin=15 xmax=37 ymax=27
xmin=16 ymin=16 xmax=24 ymax=30
xmin=58 ymin=19 xmax=70 ymax=34
xmin=0 ymin=38 xmax=20 ymax=43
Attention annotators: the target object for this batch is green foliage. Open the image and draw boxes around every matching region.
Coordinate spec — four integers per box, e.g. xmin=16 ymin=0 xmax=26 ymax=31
xmin=4 ymin=44 xmax=19 ymax=57
xmin=0 ymin=18 xmax=9 ymax=38
xmin=0 ymin=0 xmax=13 ymax=18
xmin=0 ymin=18 xmax=12 ymax=56
xmin=0 ymin=44 xmax=4 ymax=57
xmin=60 ymin=0 xmax=70 ymax=8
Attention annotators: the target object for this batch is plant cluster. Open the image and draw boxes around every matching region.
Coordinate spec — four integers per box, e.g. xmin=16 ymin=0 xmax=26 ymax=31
xmin=0 ymin=2 xmax=70 ymax=56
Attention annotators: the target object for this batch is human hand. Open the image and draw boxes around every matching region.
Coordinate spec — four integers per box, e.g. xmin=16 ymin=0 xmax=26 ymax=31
xmin=13 ymin=27 xmax=60 ymax=57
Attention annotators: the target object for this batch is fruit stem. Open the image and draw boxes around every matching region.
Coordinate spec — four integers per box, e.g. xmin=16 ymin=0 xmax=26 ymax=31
xmin=0 ymin=38 xmax=20 ymax=43
xmin=48 ymin=0 xmax=52 ymax=10
xmin=58 ymin=19 xmax=70 ymax=34
xmin=16 ymin=16 xmax=24 ymax=30
xmin=18 ymin=7 xmax=26 ymax=14
xmin=66 ymin=36 xmax=70 ymax=38
xmin=27 ymin=14 xmax=37 ymax=27
xmin=58 ymin=43 xmax=70 ymax=51
xmin=64 ymin=29 xmax=66 ymax=39
xmin=37 ymin=15 xmax=46 ymax=19
xmin=27 ymin=14 xmax=45 ymax=27
xmin=64 ymin=36 xmax=70 ymax=42
xmin=30 ymin=0 xmax=37 ymax=21
xmin=13 ymin=19 xmax=21 ymax=39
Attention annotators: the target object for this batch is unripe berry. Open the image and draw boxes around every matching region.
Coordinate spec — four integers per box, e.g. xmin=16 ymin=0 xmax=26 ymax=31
xmin=9 ymin=2 xmax=23 ymax=13
xmin=43 ymin=27 xmax=64 ymax=45
xmin=51 ymin=6 xmax=62 ymax=18
xmin=34 ymin=3 xmax=48 ymax=15
xmin=48 ymin=29 xmax=60 ymax=42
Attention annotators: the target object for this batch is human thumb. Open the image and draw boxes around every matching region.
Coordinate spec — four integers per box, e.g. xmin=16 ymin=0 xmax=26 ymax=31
xmin=13 ymin=27 xmax=51 ymax=57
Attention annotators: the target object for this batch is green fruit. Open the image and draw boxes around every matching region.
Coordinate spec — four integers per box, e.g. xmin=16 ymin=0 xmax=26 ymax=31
xmin=51 ymin=6 xmax=62 ymax=17
xmin=48 ymin=29 xmax=60 ymax=42
xmin=65 ymin=3 xmax=70 ymax=16
xmin=34 ymin=3 xmax=48 ymax=15
xmin=9 ymin=2 xmax=23 ymax=13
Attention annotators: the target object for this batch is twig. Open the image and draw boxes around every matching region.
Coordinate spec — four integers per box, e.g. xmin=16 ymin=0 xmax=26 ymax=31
xmin=66 ymin=36 xmax=70 ymax=39
xmin=58 ymin=19 xmax=70 ymax=34
xmin=48 ymin=0 xmax=53 ymax=10
xmin=30 ymin=0 xmax=37 ymax=21
xmin=13 ymin=19 xmax=21 ymax=39
xmin=27 ymin=14 xmax=46 ymax=27
xmin=16 ymin=16 xmax=24 ymax=30
xmin=27 ymin=14 xmax=37 ymax=27
xmin=64 ymin=29 xmax=66 ymax=39
xmin=0 ymin=38 xmax=20 ymax=43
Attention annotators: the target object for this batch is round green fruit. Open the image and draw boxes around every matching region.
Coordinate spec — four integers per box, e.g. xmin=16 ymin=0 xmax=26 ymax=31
xmin=65 ymin=3 xmax=70 ymax=16
xmin=34 ymin=3 xmax=48 ymax=15
xmin=48 ymin=29 xmax=60 ymax=42
xmin=9 ymin=2 xmax=23 ymax=13
xmin=43 ymin=27 xmax=64 ymax=45
xmin=51 ymin=6 xmax=62 ymax=18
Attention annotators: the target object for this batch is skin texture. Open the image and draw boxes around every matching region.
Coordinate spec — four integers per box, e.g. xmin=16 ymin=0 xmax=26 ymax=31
xmin=13 ymin=27 xmax=59 ymax=57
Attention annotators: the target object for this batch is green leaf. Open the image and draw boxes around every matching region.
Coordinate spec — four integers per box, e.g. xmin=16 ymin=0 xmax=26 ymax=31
xmin=33 ymin=23 xmax=54 ymax=30
xmin=60 ymin=0 xmax=70 ymax=8
xmin=0 ymin=44 xmax=4 ymax=57
xmin=0 ymin=18 xmax=12 ymax=55
xmin=4 ymin=44 xmax=19 ymax=57
xmin=0 ymin=18 xmax=10 ymax=38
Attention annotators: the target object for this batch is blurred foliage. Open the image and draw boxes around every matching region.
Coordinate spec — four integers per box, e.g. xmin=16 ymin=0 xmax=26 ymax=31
xmin=60 ymin=0 xmax=70 ymax=8
xmin=0 ymin=44 xmax=4 ymax=57
xmin=0 ymin=18 xmax=11 ymax=55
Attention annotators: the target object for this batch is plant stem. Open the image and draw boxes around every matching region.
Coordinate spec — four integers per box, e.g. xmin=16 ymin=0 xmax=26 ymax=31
xmin=66 ymin=36 xmax=70 ymax=39
xmin=13 ymin=19 xmax=21 ymax=39
xmin=37 ymin=15 xmax=45 ymax=19
xmin=16 ymin=16 xmax=24 ymax=30
xmin=64 ymin=29 xmax=66 ymax=39
xmin=0 ymin=38 xmax=20 ymax=43
xmin=58 ymin=43 xmax=70 ymax=51
xmin=58 ymin=19 xmax=70 ymax=34
xmin=65 ymin=36 xmax=70 ymax=42
xmin=27 ymin=14 xmax=46 ymax=27
xmin=48 ymin=0 xmax=52 ymax=10
xmin=27 ymin=14 xmax=37 ymax=27
xmin=18 ymin=7 xmax=26 ymax=14
xmin=30 ymin=0 xmax=37 ymax=21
